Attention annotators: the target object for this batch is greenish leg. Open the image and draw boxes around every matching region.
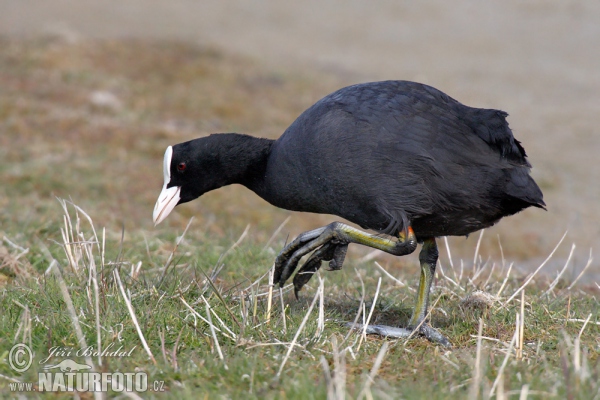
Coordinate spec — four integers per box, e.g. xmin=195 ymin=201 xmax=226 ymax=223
xmin=410 ymin=238 xmax=451 ymax=347
xmin=275 ymin=223 xmax=451 ymax=347
xmin=352 ymin=237 xmax=449 ymax=347
xmin=409 ymin=238 xmax=438 ymax=327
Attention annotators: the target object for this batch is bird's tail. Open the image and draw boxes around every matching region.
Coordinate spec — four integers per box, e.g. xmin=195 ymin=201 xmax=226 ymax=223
xmin=504 ymin=169 xmax=546 ymax=212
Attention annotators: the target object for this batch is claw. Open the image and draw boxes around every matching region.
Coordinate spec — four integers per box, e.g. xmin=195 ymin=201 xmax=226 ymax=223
xmin=292 ymin=242 xmax=345 ymax=298
xmin=292 ymin=256 xmax=320 ymax=299
xmin=277 ymin=235 xmax=331 ymax=286
xmin=418 ymin=324 xmax=452 ymax=348
xmin=274 ymin=226 xmax=328 ymax=284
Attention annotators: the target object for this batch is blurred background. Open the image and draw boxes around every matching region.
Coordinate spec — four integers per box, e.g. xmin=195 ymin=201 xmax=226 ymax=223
xmin=1 ymin=1 xmax=598 ymax=279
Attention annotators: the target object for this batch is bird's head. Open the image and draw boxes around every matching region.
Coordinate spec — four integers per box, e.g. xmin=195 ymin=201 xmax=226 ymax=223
xmin=152 ymin=138 xmax=227 ymax=225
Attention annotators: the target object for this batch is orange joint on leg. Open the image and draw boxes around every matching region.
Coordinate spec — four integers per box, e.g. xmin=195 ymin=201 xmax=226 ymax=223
xmin=398 ymin=226 xmax=414 ymax=241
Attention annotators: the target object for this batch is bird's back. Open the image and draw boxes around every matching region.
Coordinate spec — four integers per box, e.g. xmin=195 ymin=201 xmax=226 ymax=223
xmin=264 ymin=81 xmax=544 ymax=238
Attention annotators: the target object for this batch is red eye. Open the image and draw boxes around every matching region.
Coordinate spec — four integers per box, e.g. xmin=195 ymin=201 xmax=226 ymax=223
xmin=177 ymin=162 xmax=186 ymax=172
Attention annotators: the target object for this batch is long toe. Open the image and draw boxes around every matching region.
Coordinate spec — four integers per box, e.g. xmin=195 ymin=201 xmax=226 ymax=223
xmin=346 ymin=323 xmax=413 ymax=338
xmin=347 ymin=322 xmax=452 ymax=347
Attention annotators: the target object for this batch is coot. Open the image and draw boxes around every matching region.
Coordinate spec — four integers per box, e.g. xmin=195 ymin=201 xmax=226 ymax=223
xmin=153 ymin=80 xmax=545 ymax=346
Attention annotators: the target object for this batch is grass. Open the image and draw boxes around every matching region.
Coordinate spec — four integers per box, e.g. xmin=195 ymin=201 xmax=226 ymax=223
xmin=0 ymin=37 xmax=599 ymax=398
xmin=1 ymin=199 xmax=598 ymax=399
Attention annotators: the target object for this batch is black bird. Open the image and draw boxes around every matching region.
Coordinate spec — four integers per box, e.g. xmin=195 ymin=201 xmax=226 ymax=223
xmin=153 ymin=80 xmax=545 ymax=346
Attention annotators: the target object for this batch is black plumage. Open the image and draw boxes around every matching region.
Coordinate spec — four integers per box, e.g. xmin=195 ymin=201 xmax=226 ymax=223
xmin=154 ymin=80 xmax=545 ymax=346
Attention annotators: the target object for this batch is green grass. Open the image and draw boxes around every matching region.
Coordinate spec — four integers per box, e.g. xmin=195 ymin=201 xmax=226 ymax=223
xmin=1 ymin=37 xmax=599 ymax=398
xmin=1 ymin=199 xmax=599 ymax=399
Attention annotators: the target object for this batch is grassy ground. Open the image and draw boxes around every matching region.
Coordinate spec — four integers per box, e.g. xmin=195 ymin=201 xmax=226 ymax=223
xmin=1 ymin=37 xmax=599 ymax=398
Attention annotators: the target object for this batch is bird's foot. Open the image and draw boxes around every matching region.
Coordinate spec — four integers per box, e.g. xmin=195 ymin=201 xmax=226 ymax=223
xmin=274 ymin=222 xmax=417 ymax=298
xmin=346 ymin=322 xmax=452 ymax=348
xmin=274 ymin=224 xmax=349 ymax=298
xmin=291 ymin=241 xmax=349 ymax=298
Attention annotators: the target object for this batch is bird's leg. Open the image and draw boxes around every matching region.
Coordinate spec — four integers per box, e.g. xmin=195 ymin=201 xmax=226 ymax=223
xmin=275 ymin=224 xmax=450 ymax=346
xmin=409 ymin=238 xmax=451 ymax=346
xmin=275 ymin=222 xmax=417 ymax=290
xmin=357 ymin=238 xmax=451 ymax=347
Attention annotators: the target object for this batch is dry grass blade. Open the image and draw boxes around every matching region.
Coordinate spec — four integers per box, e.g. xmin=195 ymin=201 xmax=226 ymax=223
xmin=201 ymin=269 xmax=242 ymax=329
xmin=57 ymin=199 xmax=78 ymax=272
xmin=519 ymin=384 xmax=529 ymax=400
xmin=495 ymin=262 xmax=514 ymax=298
xmin=359 ymin=249 xmax=383 ymax=263
xmin=480 ymin=261 xmax=496 ymax=289
xmin=567 ymin=249 xmax=593 ymax=291
xmin=157 ymin=217 xmax=194 ymax=288
xmin=0 ymin=373 xmax=21 ymax=383
xmin=2 ymin=237 xmax=26 ymax=252
xmin=3 ymin=236 xmax=30 ymax=266
xmin=489 ymin=329 xmax=518 ymax=397
xmin=52 ymin=260 xmax=92 ymax=366
xmin=374 ymin=261 xmax=406 ymax=287
xmin=342 ymin=269 xmax=366 ymax=346
xmin=567 ymin=318 xmax=600 ymax=326
xmin=577 ymin=313 xmax=593 ymax=340
xmin=505 ymin=231 xmax=567 ymax=305
xmin=201 ymin=295 xmax=237 ymax=339
xmin=469 ymin=257 xmax=491 ymax=285
xmin=438 ymin=263 xmax=462 ymax=290
xmin=516 ymin=291 xmax=525 ymax=360
xmin=357 ymin=342 xmax=389 ymax=400
xmin=60 ymin=217 xmax=77 ymax=272
xmin=244 ymin=341 xmax=306 ymax=350
xmin=544 ymin=243 xmax=575 ymax=296
xmin=316 ymin=276 xmax=325 ymax=338
xmin=468 ymin=318 xmax=484 ymax=400
xmin=180 ymin=296 xmax=232 ymax=339
xmin=159 ymin=328 xmax=169 ymax=365
xmin=279 ymin=287 xmax=287 ymax=334
xmin=443 ymin=236 xmax=455 ymax=269
xmin=266 ymin=266 xmax=274 ymax=325
xmin=206 ymin=302 xmax=228 ymax=370
xmin=497 ymin=234 xmax=506 ymax=268
xmin=101 ymin=227 xmax=106 ymax=272
xmin=572 ymin=316 xmax=593 ymax=382
xmin=276 ymin=282 xmax=322 ymax=378
xmin=63 ymin=205 xmax=105 ymax=369
xmin=90 ymin=245 xmax=103 ymax=367
xmin=263 ymin=216 xmax=291 ymax=251
xmin=114 ymin=268 xmax=156 ymax=364
xmin=320 ymin=355 xmax=335 ymax=400
xmin=52 ymin=260 xmax=103 ymax=400
xmin=358 ymin=277 xmax=382 ymax=349
xmin=12 ymin=300 xmax=32 ymax=351
xmin=220 ymin=223 xmax=250 ymax=260
xmin=69 ymin=201 xmax=100 ymax=252
xmin=122 ymin=391 xmax=144 ymax=400
xmin=472 ymin=229 xmax=485 ymax=273
xmin=331 ymin=337 xmax=347 ymax=400
xmin=243 ymin=268 xmax=272 ymax=293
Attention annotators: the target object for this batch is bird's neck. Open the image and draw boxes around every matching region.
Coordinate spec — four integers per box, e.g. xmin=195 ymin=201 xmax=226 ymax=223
xmin=222 ymin=133 xmax=274 ymax=192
